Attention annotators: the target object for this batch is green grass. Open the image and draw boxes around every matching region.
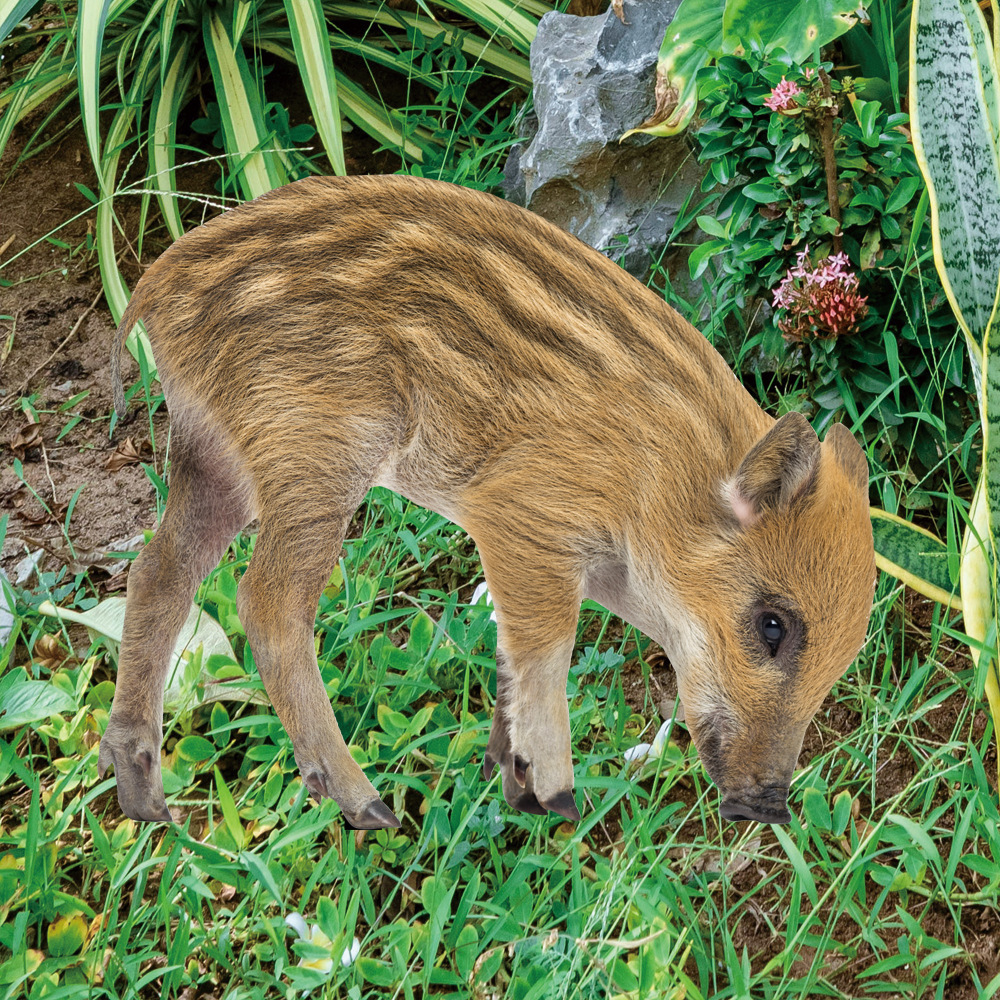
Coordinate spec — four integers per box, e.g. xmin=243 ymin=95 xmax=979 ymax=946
xmin=2 ymin=370 xmax=999 ymax=998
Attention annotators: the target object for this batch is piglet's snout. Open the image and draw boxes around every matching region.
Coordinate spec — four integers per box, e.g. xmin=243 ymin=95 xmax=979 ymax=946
xmin=697 ymin=711 xmax=800 ymax=825
xmin=719 ymin=785 xmax=792 ymax=825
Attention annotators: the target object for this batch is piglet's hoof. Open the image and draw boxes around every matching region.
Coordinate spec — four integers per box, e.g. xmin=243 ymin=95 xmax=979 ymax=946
xmin=342 ymin=798 xmax=401 ymax=830
xmin=537 ymin=789 xmax=581 ymax=823
xmin=489 ymin=752 xmax=582 ymax=822
xmin=97 ymin=728 xmax=174 ymax=823
xmin=303 ymin=769 xmax=401 ymax=829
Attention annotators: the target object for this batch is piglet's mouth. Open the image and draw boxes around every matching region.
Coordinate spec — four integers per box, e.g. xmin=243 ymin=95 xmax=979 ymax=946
xmin=719 ymin=790 xmax=792 ymax=825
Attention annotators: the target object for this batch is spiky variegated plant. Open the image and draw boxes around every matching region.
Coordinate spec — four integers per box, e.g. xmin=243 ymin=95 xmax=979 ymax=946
xmin=0 ymin=0 xmax=548 ymax=328
xmin=905 ymin=0 xmax=1000 ymax=767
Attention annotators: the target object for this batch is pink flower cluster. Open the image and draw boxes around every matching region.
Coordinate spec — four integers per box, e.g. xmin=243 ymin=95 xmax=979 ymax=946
xmin=763 ymin=77 xmax=804 ymax=114
xmin=772 ymin=248 xmax=869 ymax=342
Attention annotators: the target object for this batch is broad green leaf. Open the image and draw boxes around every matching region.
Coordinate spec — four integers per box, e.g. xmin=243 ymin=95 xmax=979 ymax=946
xmin=723 ymin=0 xmax=862 ymax=63
xmin=283 ymin=0 xmax=346 ymax=175
xmin=870 ymin=508 xmax=962 ymax=610
xmin=175 ymin=735 xmax=218 ymax=762
xmin=625 ymin=0 xmax=862 ymax=140
xmin=47 ymin=915 xmax=88 ymax=957
xmin=35 ymin=597 xmax=260 ymax=711
xmin=0 ymin=950 xmax=43 ymax=986
xmin=961 ymin=476 xmax=1000 ymax=759
xmin=621 ymin=0 xmax=725 ymax=139
xmin=912 ymin=0 xmax=1000 ymax=781
xmin=0 ymin=674 xmax=76 ymax=731
xmin=983 ymin=230 xmax=1000 ymax=597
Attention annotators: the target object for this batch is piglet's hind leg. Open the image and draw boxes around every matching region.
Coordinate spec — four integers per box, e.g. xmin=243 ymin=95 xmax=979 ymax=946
xmin=99 ymin=429 xmax=250 ymax=822
xmin=236 ymin=493 xmax=399 ymax=831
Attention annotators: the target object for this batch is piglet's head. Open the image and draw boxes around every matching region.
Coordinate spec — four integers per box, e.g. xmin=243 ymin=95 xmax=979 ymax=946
xmin=678 ymin=412 xmax=875 ymax=824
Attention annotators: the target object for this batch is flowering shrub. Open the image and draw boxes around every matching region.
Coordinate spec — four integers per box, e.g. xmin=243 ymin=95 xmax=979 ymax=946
xmin=772 ymin=248 xmax=869 ymax=341
xmin=763 ymin=76 xmax=805 ymax=114
xmin=679 ymin=46 xmax=977 ymax=491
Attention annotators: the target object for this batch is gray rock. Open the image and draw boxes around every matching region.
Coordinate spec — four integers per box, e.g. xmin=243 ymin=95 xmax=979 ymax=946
xmin=504 ymin=0 xmax=706 ymax=283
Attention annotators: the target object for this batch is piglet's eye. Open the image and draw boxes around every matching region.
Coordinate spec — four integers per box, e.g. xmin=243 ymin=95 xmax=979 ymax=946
xmin=759 ymin=615 xmax=785 ymax=656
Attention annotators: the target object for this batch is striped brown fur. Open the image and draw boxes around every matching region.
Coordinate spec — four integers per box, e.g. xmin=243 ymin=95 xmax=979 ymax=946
xmin=100 ymin=174 xmax=875 ymax=828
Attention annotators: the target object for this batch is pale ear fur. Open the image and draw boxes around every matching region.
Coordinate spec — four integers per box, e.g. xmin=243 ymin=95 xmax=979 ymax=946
xmin=724 ymin=411 xmax=821 ymax=528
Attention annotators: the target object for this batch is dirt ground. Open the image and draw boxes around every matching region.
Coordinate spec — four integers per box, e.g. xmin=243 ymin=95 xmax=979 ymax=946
xmin=0 ymin=125 xmax=164 ymax=589
xmin=0 ymin=87 xmax=400 ymax=589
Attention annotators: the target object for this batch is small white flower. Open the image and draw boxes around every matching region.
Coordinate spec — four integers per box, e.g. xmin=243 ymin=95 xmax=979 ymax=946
xmin=286 ymin=913 xmax=361 ymax=979
xmin=651 ymin=718 xmax=674 ymax=755
xmin=624 ymin=718 xmax=675 ymax=765
xmin=285 ymin=913 xmax=309 ymax=939
xmin=471 ymin=581 xmax=497 ymax=622
xmin=623 ymin=742 xmax=652 ymax=763
xmin=285 ymin=914 xmax=334 ymax=975
xmin=341 ymin=937 xmax=361 ymax=967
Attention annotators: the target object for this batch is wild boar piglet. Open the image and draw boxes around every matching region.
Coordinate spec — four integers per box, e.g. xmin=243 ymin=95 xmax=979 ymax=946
xmin=99 ymin=174 xmax=876 ymax=828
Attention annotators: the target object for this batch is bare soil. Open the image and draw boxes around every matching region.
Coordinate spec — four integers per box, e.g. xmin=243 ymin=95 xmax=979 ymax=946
xmin=1 ymin=126 xmax=165 ymax=589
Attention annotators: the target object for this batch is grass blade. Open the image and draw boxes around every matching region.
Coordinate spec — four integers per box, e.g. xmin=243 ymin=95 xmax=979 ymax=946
xmin=95 ymin=42 xmax=157 ymax=338
xmin=158 ymin=0 xmax=184 ymax=80
xmin=0 ymin=39 xmax=76 ymax=161
xmin=325 ymin=3 xmax=532 ymax=83
xmin=283 ymin=0 xmax=346 ymax=174
xmin=433 ymin=0 xmax=537 ymax=55
xmin=0 ymin=0 xmax=38 ymax=42
xmin=333 ymin=70 xmax=435 ymax=163
xmin=257 ymin=37 xmax=436 ymax=164
xmin=203 ymin=10 xmax=284 ymax=200
xmin=77 ymin=0 xmax=114 ymax=181
xmin=149 ymin=35 xmax=195 ymax=241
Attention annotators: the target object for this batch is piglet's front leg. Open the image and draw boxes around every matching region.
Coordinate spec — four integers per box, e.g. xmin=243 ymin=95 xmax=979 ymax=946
xmin=475 ymin=540 xmax=583 ymax=822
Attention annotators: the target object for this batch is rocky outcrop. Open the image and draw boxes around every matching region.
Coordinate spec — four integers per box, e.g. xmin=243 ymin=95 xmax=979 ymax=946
xmin=504 ymin=0 xmax=706 ymax=283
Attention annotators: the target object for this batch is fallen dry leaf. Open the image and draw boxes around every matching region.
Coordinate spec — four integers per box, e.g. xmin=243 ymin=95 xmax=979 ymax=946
xmin=10 ymin=418 xmax=42 ymax=459
xmin=105 ymin=436 xmax=152 ymax=472
xmin=34 ymin=633 xmax=76 ymax=671
xmin=17 ymin=498 xmax=69 ymax=526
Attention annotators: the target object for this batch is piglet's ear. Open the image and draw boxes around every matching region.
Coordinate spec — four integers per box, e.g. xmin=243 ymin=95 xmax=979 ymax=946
xmin=824 ymin=422 xmax=869 ymax=492
xmin=726 ymin=411 xmax=820 ymax=528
